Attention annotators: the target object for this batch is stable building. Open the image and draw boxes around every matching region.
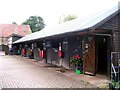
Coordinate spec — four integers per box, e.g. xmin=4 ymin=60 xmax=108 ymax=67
xmin=0 ymin=24 xmax=31 ymax=55
xmin=13 ymin=6 xmax=120 ymax=78
xmin=7 ymin=33 xmax=23 ymax=55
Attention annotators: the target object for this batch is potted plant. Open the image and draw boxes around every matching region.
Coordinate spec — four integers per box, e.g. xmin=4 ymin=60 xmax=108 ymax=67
xmin=70 ymin=54 xmax=83 ymax=74
xmin=27 ymin=48 xmax=33 ymax=59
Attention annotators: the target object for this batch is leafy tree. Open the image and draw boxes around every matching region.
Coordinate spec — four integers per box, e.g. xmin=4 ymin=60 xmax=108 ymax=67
xmin=59 ymin=15 xmax=77 ymax=24
xmin=22 ymin=16 xmax=45 ymax=33
xmin=12 ymin=22 xmax=17 ymax=25
xmin=64 ymin=15 xmax=77 ymax=22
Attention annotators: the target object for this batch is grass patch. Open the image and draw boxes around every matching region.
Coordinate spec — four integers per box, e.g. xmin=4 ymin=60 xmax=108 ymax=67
xmin=111 ymin=80 xmax=120 ymax=88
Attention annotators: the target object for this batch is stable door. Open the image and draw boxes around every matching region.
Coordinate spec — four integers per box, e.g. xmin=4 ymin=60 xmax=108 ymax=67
xmin=83 ymin=36 xmax=95 ymax=75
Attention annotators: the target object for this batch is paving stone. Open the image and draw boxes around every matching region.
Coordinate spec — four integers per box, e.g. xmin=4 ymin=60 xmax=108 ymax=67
xmin=0 ymin=55 xmax=97 ymax=89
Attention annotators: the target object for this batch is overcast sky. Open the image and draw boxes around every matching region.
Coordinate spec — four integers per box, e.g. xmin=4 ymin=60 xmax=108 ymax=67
xmin=0 ymin=0 xmax=119 ymax=27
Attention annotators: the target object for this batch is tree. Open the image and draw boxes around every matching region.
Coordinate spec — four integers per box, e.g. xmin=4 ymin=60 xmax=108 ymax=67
xmin=59 ymin=15 xmax=77 ymax=24
xmin=64 ymin=15 xmax=77 ymax=22
xmin=22 ymin=16 xmax=45 ymax=33
xmin=12 ymin=22 xmax=17 ymax=25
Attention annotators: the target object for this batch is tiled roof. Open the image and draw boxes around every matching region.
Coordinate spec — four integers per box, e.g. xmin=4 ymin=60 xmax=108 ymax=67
xmin=0 ymin=24 xmax=31 ymax=37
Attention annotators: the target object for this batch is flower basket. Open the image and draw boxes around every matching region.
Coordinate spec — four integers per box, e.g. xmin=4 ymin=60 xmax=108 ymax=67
xmin=70 ymin=54 xmax=83 ymax=74
xmin=27 ymin=49 xmax=33 ymax=58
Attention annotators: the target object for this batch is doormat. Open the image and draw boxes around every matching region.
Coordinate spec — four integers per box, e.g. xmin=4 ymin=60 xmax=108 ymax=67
xmin=44 ymin=65 xmax=58 ymax=68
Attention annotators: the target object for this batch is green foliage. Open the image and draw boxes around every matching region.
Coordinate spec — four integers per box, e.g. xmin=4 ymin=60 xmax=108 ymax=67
xmin=64 ymin=15 xmax=77 ymax=22
xmin=12 ymin=22 xmax=17 ymax=25
xmin=22 ymin=16 xmax=45 ymax=33
xmin=111 ymin=80 xmax=120 ymax=88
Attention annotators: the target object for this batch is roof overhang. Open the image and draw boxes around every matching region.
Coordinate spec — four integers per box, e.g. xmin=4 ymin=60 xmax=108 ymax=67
xmin=13 ymin=5 xmax=119 ymax=44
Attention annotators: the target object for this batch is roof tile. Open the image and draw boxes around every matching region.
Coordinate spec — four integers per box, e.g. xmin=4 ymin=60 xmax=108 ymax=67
xmin=0 ymin=24 xmax=31 ymax=37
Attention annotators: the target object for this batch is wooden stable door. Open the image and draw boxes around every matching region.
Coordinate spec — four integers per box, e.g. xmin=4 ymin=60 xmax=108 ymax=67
xmin=83 ymin=36 xmax=95 ymax=75
xmin=52 ymin=48 xmax=59 ymax=65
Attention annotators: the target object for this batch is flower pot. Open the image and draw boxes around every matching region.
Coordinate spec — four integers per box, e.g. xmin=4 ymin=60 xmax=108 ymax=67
xmin=75 ymin=69 xmax=83 ymax=74
xmin=76 ymin=69 xmax=80 ymax=74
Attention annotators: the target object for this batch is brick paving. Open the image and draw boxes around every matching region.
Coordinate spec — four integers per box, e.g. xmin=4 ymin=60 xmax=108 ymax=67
xmin=0 ymin=55 xmax=98 ymax=89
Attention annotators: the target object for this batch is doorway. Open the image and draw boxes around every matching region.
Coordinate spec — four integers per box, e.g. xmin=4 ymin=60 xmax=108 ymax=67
xmin=96 ymin=36 xmax=108 ymax=75
xmin=52 ymin=41 xmax=59 ymax=65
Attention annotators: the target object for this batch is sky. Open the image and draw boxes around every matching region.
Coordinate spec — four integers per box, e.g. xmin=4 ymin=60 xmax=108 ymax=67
xmin=0 ymin=0 xmax=119 ymax=28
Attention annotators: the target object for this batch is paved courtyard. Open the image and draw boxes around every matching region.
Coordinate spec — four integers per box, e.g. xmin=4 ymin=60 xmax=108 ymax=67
xmin=0 ymin=55 xmax=98 ymax=89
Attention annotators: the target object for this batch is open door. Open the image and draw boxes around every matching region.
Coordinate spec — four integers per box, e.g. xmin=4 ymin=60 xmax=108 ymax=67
xmin=83 ymin=35 xmax=95 ymax=75
xmin=46 ymin=48 xmax=52 ymax=64
xmin=52 ymin=48 xmax=59 ymax=65
xmin=62 ymin=40 xmax=70 ymax=69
